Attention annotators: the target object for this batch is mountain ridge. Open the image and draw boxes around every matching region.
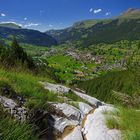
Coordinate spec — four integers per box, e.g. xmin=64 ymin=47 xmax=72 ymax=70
xmin=0 ymin=25 xmax=57 ymax=47
xmin=46 ymin=8 xmax=140 ymax=46
xmin=0 ymin=22 xmax=22 ymax=29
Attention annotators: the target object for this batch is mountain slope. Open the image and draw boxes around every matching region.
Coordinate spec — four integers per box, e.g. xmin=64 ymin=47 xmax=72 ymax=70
xmin=46 ymin=8 xmax=140 ymax=46
xmin=0 ymin=23 xmax=22 ymax=29
xmin=120 ymin=8 xmax=140 ymax=19
xmin=0 ymin=24 xmax=57 ymax=47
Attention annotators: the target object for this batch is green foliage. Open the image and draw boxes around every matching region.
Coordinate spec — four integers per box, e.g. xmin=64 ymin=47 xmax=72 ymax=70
xmin=0 ymin=38 xmax=35 ymax=70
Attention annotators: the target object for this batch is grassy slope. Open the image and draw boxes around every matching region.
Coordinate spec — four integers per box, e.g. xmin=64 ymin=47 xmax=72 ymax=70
xmin=79 ymin=70 xmax=140 ymax=107
xmin=105 ymin=107 xmax=140 ymax=140
xmin=0 ymin=67 xmax=61 ymax=140
xmin=0 ymin=67 xmax=60 ymax=109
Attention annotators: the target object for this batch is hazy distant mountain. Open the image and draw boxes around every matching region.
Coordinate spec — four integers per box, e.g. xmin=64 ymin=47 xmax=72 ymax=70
xmin=0 ymin=23 xmax=57 ymax=47
xmin=46 ymin=8 xmax=140 ymax=46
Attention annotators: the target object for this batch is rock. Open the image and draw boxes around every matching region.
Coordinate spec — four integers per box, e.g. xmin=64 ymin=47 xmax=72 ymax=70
xmin=40 ymin=82 xmax=70 ymax=94
xmin=0 ymin=95 xmax=27 ymax=122
xmin=49 ymin=115 xmax=79 ymax=133
xmin=63 ymin=126 xmax=83 ymax=140
xmin=82 ymin=106 xmax=121 ymax=140
xmin=41 ymin=82 xmax=103 ymax=107
xmin=51 ymin=103 xmax=84 ymax=122
xmin=78 ymin=102 xmax=93 ymax=115
xmin=72 ymin=90 xmax=103 ymax=107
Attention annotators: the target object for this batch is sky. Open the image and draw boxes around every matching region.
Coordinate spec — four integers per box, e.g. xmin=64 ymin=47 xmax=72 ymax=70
xmin=0 ymin=0 xmax=140 ymax=32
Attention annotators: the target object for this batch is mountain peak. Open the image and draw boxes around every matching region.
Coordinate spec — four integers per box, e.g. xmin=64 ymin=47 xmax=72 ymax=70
xmin=0 ymin=22 xmax=22 ymax=29
xmin=125 ymin=8 xmax=140 ymax=13
xmin=120 ymin=8 xmax=140 ymax=19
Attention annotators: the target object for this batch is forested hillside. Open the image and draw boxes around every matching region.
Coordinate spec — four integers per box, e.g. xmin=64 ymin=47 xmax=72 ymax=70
xmin=0 ymin=23 xmax=57 ymax=47
xmin=47 ymin=8 xmax=140 ymax=46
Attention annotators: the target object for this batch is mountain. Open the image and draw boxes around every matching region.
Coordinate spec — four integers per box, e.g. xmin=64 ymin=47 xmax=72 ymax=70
xmin=0 ymin=23 xmax=57 ymax=47
xmin=73 ymin=19 xmax=102 ymax=29
xmin=46 ymin=8 xmax=140 ymax=46
xmin=0 ymin=23 xmax=22 ymax=29
xmin=120 ymin=8 xmax=140 ymax=19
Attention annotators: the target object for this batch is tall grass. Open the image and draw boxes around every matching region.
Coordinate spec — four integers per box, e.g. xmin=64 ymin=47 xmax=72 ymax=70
xmin=0 ymin=67 xmax=62 ymax=140
xmin=79 ymin=70 xmax=139 ymax=107
xmin=0 ymin=67 xmax=60 ymax=110
xmin=0 ymin=106 xmax=38 ymax=140
xmin=106 ymin=107 xmax=140 ymax=140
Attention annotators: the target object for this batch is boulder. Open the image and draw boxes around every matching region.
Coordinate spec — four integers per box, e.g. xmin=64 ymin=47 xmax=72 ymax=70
xmin=40 ymin=82 xmax=70 ymax=94
xmin=82 ymin=106 xmax=121 ymax=140
xmin=50 ymin=103 xmax=84 ymax=122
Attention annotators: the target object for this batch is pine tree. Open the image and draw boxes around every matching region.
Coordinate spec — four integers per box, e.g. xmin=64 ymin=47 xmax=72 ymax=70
xmin=11 ymin=37 xmax=27 ymax=63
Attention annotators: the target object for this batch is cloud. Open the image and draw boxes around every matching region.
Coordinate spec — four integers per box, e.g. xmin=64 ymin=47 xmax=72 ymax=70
xmin=89 ymin=8 xmax=93 ymax=12
xmin=105 ymin=12 xmax=111 ymax=16
xmin=24 ymin=23 xmax=39 ymax=28
xmin=24 ymin=17 xmax=27 ymax=20
xmin=48 ymin=24 xmax=53 ymax=27
xmin=93 ymin=9 xmax=102 ymax=14
xmin=1 ymin=13 xmax=6 ymax=17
